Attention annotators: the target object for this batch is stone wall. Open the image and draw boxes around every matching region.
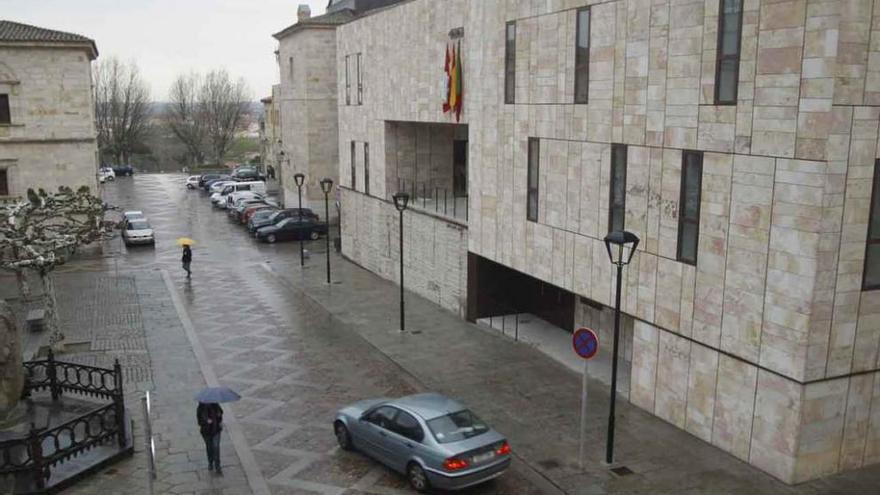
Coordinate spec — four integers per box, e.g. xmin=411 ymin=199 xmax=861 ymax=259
xmin=0 ymin=46 xmax=98 ymax=195
xmin=277 ymin=27 xmax=340 ymax=217
xmin=334 ymin=0 xmax=880 ymax=483
xmin=341 ymin=187 xmax=467 ymax=317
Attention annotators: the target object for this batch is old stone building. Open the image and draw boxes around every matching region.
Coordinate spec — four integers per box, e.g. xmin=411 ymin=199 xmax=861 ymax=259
xmin=0 ymin=20 xmax=99 ymax=198
xmin=259 ymin=86 xmax=282 ymax=182
xmin=328 ymin=0 xmax=880 ymax=484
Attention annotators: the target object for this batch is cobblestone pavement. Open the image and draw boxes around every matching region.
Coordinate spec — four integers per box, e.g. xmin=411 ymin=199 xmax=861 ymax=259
xmin=53 ymin=174 xmax=545 ymax=494
xmin=54 ymin=173 xmax=880 ymax=494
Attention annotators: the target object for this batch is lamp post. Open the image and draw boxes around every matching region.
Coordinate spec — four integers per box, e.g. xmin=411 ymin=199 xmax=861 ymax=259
xmin=320 ymin=178 xmax=334 ymax=284
xmin=294 ymin=173 xmax=305 ymax=266
xmin=392 ymin=192 xmax=410 ymax=332
xmin=602 ymin=229 xmax=640 ymax=465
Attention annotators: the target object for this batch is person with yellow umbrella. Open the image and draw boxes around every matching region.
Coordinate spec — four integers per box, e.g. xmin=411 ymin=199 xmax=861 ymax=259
xmin=176 ymin=237 xmax=195 ymax=278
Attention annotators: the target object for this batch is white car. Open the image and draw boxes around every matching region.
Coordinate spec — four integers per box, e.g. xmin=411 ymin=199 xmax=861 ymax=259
xmin=185 ymin=176 xmax=200 ymax=189
xmin=122 ymin=210 xmax=145 ymax=223
xmin=209 ymin=181 xmax=236 ymax=194
xmin=98 ymin=167 xmax=115 ymax=183
xmin=226 ymin=191 xmax=264 ymax=209
xmin=121 ymin=218 xmax=155 ymax=246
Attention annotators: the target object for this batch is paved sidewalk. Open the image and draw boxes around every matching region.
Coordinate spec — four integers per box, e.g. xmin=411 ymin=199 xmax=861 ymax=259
xmin=261 ymin=253 xmax=880 ymax=495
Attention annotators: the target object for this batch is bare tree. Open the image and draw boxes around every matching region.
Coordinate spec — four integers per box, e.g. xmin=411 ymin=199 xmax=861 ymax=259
xmin=166 ymin=69 xmax=251 ymax=166
xmin=166 ymin=73 xmax=207 ymax=166
xmin=93 ymin=57 xmax=151 ymax=165
xmin=201 ymin=69 xmax=251 ymax=164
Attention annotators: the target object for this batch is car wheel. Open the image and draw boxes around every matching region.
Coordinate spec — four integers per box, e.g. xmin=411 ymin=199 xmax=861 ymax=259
xmin=267 ymin=234 xmax=277 ymax=243
xmin=407 ymin=463 xmax=430 ymax=493
xmin=309 ymin=231 xmax=320 ymax=241
xmin=334 ymin=422 xmax=353 ymax=451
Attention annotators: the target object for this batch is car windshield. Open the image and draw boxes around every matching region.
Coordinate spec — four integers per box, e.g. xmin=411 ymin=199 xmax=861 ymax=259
xmin=426 ymin=410 xmax=489 ymax=444
xmin=128 ymin=221 xmax=150 ymax=230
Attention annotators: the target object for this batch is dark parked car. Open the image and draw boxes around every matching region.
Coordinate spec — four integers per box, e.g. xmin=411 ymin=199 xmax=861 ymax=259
xmin=255 ymin=218 xmax=328 ymax=243
xmin=203 ymin=176 xmax=232 ymax=191
xmin=112 ymin=164 xmax=134 ymax=176
xmin=248 ymin=208 xmax=319 ymax=233
xmin=232 ymin=167 xmax=264 ymax=181
xmin=199 ymin=173 xmax=229 ymax=189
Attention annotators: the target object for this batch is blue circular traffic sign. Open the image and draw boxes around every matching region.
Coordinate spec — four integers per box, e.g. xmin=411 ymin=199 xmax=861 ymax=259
xmin=573 ymin=328 xmax=599 ymax=359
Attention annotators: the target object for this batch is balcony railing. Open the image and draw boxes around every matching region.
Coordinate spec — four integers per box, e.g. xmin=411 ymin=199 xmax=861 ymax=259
xmin=395 ymin=179 xmax=468 ymax=223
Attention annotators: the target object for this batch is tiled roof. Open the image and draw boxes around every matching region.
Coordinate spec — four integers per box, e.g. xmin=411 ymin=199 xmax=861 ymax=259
xmin=273 ymin=9 xmax=356 ymax=39
xmin=0 ymin=20 xmax=98 ymax=58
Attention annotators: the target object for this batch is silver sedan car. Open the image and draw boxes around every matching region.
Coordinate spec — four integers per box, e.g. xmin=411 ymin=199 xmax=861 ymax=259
xmin=334 ymin=393 xmax=511 ymax=492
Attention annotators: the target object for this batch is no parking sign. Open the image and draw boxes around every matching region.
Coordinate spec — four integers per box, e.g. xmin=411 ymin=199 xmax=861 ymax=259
xmin=572 ymin=327 xmax=599 ymax=359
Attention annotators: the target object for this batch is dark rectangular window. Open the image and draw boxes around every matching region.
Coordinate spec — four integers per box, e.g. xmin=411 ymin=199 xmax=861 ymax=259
xmin=608 ymin=144 xmax=627 ymax=233
xmin=288 ymin=57 xmax=294 ymax=82
xmin=0 ymin=170 xmax=8 ymax=196
xmin=863 ymin=159 xmax=880 ymax=290
xmin=357 ymin=53 xmax=363 ymax=105
xmin=714 ymin=0 xmax=743 ymax=105
xmin=527 ymin=138 xmax=539 ymax=222
xmin=505 ymin=21 xmax=516 ymax=104
xmin=350 ymin=140 xmax=356 ymax=189
xmin=364 ymin=142 xmax=370 ymax=196
xmin=345 ymin=55 xmax=351 ymax=105
xmin=574 ymin=8 xmax=590 ymax=104
xmin=677 ymin=151 xmax=703 ymax=265
xmin=0 ymin=94 xmax=9 ymax=124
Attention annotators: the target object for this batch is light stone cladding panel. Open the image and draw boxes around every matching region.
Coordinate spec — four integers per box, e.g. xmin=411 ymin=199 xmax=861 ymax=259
xmin=0 ymin=46 xmax=98 ymax=195
xmin=276 ymin=26 xmax=341 ymax=212
xmin=330 ymin=0 xmax=880 ymax=483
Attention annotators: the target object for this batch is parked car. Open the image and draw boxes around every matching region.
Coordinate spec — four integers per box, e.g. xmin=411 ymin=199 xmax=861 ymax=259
xmin=98 ymin=167 xmax=115 ymax=183
xmin=202 ymin=175 xmax=232 ymax=191
xmin=226 ymin=190 xmax=264 ymax=209
xmin=228 ymin=197 xmax=267 ymax=221
xmin=199 ymin=173 xmax=226 ymax=189
xmin=185 ymin=176 xmax=200 ymax=189
xmin=242 ymin=204 xmax=275 ymax=224
xmin=232 ymin=167 xmax=264 ymax=182
xmin=121 ymin=210 xmax=145 ymax=225
xmin=255 ymin=217 xmax=328 ymax=243
xmin=248 ymin=208 xmax=319 ymax=233
xmin=333 ymin=393 xmax=511 ymax=492
xmin=247 ymin=208 xmax=278 ymax=229
xmin=112 ymin=164 xmax=134 ymax=176
xmin=208 ymin=180 xmax=236 ymax=195
xmin=121 ymin=218 xmax=155 ymax=246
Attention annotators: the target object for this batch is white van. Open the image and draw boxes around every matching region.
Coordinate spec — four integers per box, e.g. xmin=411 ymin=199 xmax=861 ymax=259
xmin=211 ymin=181 xmax=266 ymax=208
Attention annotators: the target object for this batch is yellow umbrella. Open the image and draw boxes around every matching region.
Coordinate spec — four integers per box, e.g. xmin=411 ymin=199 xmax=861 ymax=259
xmin=175 ymin=237 xmax=196 ymax=246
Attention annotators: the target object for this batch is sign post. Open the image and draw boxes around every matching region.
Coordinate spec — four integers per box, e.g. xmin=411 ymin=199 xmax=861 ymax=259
xmin=572 ymin=327 xmax=599 ymax=470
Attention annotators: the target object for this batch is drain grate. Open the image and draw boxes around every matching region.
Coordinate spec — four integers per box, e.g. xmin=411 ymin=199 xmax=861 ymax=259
xmin=610 ymin=466 xmax=634 ymax=477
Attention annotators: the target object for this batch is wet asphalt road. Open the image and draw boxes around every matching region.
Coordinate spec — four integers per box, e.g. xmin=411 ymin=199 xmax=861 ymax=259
xmin=100 ymin=173 xmax=547 ymax=495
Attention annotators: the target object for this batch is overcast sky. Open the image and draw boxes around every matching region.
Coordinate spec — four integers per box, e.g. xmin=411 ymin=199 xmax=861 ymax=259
xmin=1 ymin=0 xmax=328 ymax=101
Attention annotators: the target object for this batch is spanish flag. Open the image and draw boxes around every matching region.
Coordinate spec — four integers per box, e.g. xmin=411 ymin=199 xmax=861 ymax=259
xmin=454 ymin=40 xmax=463 ymax=122
xmin=442 ymin=44 xmax=451 ymax=113
xmin=449 ymin=43 xmax=459 ymax=115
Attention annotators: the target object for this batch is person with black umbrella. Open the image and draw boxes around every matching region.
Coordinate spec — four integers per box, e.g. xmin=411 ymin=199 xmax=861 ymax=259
xmin=197 ymin=402 xmax=223 ymax=474
xmin=194 ymin=386 xmax=239 ymax=475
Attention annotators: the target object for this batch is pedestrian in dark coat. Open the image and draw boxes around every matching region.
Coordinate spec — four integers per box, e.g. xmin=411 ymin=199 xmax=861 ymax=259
xmin=196 ymin=402 xmax=223 ymax=473
xmin=182 ymin=245 xmax=192 ymax=278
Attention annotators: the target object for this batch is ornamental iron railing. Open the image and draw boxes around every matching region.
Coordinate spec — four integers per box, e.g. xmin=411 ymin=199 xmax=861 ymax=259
xmin=0 ymin=351 xmax=127 ymax=493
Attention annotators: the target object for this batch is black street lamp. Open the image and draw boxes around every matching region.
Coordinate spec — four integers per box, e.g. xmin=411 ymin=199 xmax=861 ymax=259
xmin=392 ymin=192 xmax=410 ymax=332
xmin=294 ymin=173 xmax=305 ymax=266
xmin=320 ymin=178 xmax=334 ymax=284
xmin=602 ymin=229 xmax=639 ymax=465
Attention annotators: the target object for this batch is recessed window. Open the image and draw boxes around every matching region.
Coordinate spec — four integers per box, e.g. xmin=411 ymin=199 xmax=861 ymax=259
xmin=527 ymin=138 xmax=539 ymax=222
xmin=345 ymin=55 xmax=351 ymax=106
xmin=608 ymin=144 xmax=627 ymax=233
xmin=357 ymin=53 xmax=363 ymax=105
xmin=350 ymin=140 xmax=356 ymax=189
xmin=0 ymin=169 xmax=8 ymax=196
xmin=0 ymin=94 xmax=9 ymax=124
xmin=505 ymin=22 xmax=516 ymax=104
xmin=863 ymin=159 xmax=880 ymax=290
xmin=574 ymin=8 xmax=590 ymax=104
xmin=288 ymin=57 xmax=294 ymax=82
xmin=677 ymin=151 xmax=703 ymax=265
xmin=364 ymin=142 xmax=370 ymax=196
xmin=714 ymin=0 xmax=743 ymax=105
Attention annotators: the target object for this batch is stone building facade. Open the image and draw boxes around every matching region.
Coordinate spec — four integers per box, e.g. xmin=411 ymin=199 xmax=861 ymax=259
xmin=273 ymin=6 xmax=347 ymax=218
xmin=259 ymin=86 xmax=282 ymax=182
xmin=0 ymin=20 xmax=99 ymax=198
xmin=331 ymin=0 xmax=880 ymax=484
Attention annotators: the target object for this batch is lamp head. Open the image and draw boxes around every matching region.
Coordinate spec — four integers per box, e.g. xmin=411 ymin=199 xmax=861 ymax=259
xmin=293 ymin=173 xmax=305 ymax=187
xmin=320 ymin=178 xmax=334 ymax=194
xmin=603 ymin=230 xmax=640 ymax=266
xmin=392 ymin=192 xmax=410 ymax=212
